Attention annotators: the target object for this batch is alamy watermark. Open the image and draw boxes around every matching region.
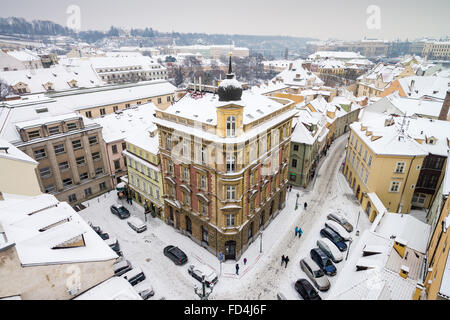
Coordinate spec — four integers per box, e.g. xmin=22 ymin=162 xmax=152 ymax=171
xmin=366 ymin=5 xmax=381 ymax=30
xmin=66 ymin=5 xmax=81 ymax=32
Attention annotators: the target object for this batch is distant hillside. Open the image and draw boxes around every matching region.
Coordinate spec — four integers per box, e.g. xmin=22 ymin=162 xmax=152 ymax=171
xmin=0 ymin=17 xmax=316 ymax=56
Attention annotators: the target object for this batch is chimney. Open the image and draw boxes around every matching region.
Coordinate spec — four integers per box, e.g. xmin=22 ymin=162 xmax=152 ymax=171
xmin=400 ymin=265 xmax=409 ymax=279
xmin=393 ymin=238 xmax=407 ymax=257
xmin=289 ymin=63 xmax=293 ymax=71
xmin=413 ymin=282 xmax=425 ymax=300
xmin=438 ymin=90 xmax=450 ymax=121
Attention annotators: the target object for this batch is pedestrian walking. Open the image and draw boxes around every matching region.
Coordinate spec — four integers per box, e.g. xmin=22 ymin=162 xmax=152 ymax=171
xmin=243 ymin=258 xmax=247 ymax=266
xmin=235 ymin=263 xmax=240 ymax=275
xmin=281 ymin=255 xmax=286 ymax=266
xmin=304 ymin=202 xmax=308 ymax=210
xmin=295 ymin=226 xmax=299 ymax=237
xmin=299 ymin=227 xmax=303 ymax=238
xmin=285 ymin=256 xmax=290 ymax=268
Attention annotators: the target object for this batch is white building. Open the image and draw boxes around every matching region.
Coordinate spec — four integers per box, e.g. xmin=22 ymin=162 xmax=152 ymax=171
xmin=0 ymin=49 xmax=43 ymax=72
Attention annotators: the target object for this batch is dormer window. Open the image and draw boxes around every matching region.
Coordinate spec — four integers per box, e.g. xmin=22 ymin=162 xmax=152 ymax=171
xmin=226 ymin=116 xmax=236 ymax=137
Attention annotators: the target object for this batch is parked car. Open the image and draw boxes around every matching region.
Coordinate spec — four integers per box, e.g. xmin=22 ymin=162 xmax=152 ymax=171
xmin=105 ymin=237 xmax=121 ymax=253
xmin=110 ymin=205 xmax=131 ymax=219
xmin=325 ymin=220 xmax=352 ymax=241
xmin=327 ymin=212 xmax=353 ymax=232
xmin=90 ymin=224 xmax=102 ymax=235
xmin=294 ymin=279 xmax=322 ymax=300
xmin=300 ymin=257 xmax=330 ymax=291
xmin=310 ymin=248 xmax=337 ymax=276
xmin=188 ymin=264 xmax=218 ymax=287
xmin=135 ymin=282 xmax=155 ymax=300
xmin=127 ymin=217 xmax=147 ymax=233
xmin=317 ymin=238 xmax=343 ymax=263
xmin=320 ymin=227 xmax=347 ymax=252
xmin=163 ymin=245 xmax=188 ymax=265
xmin=113 ymin=259 xmax=132 ymax=276
xmin=99 ymin=232 xmax=109 ymax=240
xmin=122 ymin=267 xmax=146 ymax=286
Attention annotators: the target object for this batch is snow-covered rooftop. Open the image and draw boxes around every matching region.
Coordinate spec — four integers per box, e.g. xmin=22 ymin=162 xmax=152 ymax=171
xmin=273 ymin=60 xmax=324 ymax=88
xmin=308 ymin=51 xmax=365 ymax=61
xmin=0 ymin=139 xmax=37 ymax=165
xmin=397 ymin=76 xmax=450 ymax=100
xmin=74 ymin=277 xmax=142 ymax=300
xmin=0 ymin=193 xmax=117 ymax=266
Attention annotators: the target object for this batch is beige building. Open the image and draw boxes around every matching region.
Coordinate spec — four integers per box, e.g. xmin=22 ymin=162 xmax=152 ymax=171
xmin=154 ymin=63 xmax=296 ymax=260
xmin=0 ymin=193 xmax=117 ymax=300
xmin=0 ymin=139 xmax=41 ymax=196
xmin=422 ymin=41 xmax=450 ymax=60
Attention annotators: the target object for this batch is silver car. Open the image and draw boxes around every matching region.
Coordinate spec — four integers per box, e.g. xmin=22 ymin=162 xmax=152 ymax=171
xmin=299 ymin=257 xmax=330 ymax=291
xmin=327 ymin=212 xmax=353 ymax=233
xmin=317 ymin=238 xmax=343 ymax=263
xmin=325 ymin=220 xmax=352 ymax=241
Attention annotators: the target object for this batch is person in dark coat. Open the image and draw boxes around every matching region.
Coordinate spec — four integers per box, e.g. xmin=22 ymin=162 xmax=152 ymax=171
xmin=304 ymin=202 xmax=307 ymax=210
xmin=281 ymin=255 xmax=286 ymax=266
xmin=235 ymin=263 xmax=240 ymax=275
xmin=243 ymin=258 xmax=247 ymax=265
xmin=295 ymin=226 xmax=299 ymax=237
xmin=299 ymin=227 xmax=303 ymax=238
xmin=285 ymin=256 xmax=290 ymax=268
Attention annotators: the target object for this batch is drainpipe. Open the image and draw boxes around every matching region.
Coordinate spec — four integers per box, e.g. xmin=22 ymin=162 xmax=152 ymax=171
xmin=398 ymin=155 xmax=415 ymax=213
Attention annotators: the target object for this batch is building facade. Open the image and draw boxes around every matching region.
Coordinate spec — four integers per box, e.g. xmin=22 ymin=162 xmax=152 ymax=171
xmin=154 ymin=61 xmax=296 ymax=260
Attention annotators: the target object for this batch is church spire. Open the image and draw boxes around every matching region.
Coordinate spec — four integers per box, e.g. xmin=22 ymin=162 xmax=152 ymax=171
xmin=227 ymin=52 xmax=234 ymax=79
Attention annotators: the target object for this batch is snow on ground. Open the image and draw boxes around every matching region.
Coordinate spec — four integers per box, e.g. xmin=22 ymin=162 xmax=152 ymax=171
xmin=79 ymin=133 xmax=372 ymax=300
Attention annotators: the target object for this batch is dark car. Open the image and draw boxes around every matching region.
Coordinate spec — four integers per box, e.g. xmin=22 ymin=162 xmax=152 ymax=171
xmin=113 ymin=259 xmax=132 ymax=276
xmin=294 ymin=279 xmax=322 ymax=300
xmin=310 ymin=248 xmax=337 ymax=276
xmin=91 ymin=225 xmax=102 ymax=235
xmin=122 ymin=267 xmax=146 ymax=286
xmin=164 ymin=246 xmax=188 ymax=265
xmin=320 ymin=227 xmax=347 ymax=252
xmin=99 ymin=232 xmax=109 ymax=240
xmin=105 ymin=238 xmax=121 ymax=253
xmin=110 ymin=205 xmax=130 ymax=219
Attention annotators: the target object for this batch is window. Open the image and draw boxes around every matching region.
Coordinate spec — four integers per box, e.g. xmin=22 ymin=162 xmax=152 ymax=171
xmin=200 ymin=201 xmax=207 ymax=215
xmin=158 ymin=98 xmax=162 ymax=104
xmin=79 ymin=172 xmax=89 ymax=180
xmin=99 ymin=182 xmax=107 ymax=191
xmin=168 ymin=160 xmax=174 ymax=174
xmin=226 ymin=214 xmax=236 ymax=227
xmin=89 ymin=136 xmax=98 ymax=146
xmin=166 ymin=136 xmax=172 ymax=151
xmin=63 ymin=178 xmax=73 ymax=187
xmin=202 ymin=227 xmax=209 ymax=244
xmin=112 ymin=145 xmax=118 ymax=154
xmin=395 ymin=162 xmax=406 ymax=174
xmin=184 ymin=191 xmax=190 ymax=206
xmin=226 ymin=116 xmax=236 ymax=137
xmin=368 ymin=155 xmax=373 ymax=167
xmin=293 ymin=145 xmax=299 ymax=152
xmin=182 ymin=140 xmax=189 ymax=157
xmin=92 ymin=152 xmax=101 ymax=161
xmin=85 ymin=111 xmax=92 ymax=118
xmin=48 ymin=126 xmax=60 ymax=135
xmin=226 ymin=154 xmax=236 ymax=173
xmin=114 ymin=159 xmax=121 ymax=170
xmin=200 ymin=175 xmax=207 ymax=189
xmin=122 ymin=142 xmax=127 ymax=151
xmin=72 ymin=140 xmax=82 ymax=150
xmin=201 ymin=146 xmax=206 ymax=164
xmin=39 ymin=167 xmax=51 ymax=178
xmin=84 ymin=188 xmax=92 ymax=197
xmin=226 ymin=186 xmax=236 ymax=200
xmin=68 ymin=194 xmax=77 ymax=203
xmin=170 ymin=185 xmax=175 ymax=198
xmin=412 ymin=193 xmax=426 ymax=204
xmin=113 ymin=106 xmax=118 ymax=112
xmin=28 ymin=130 xmax=41 ymax=140
xmin=364 ymin=172 xmax=369 ymax=185
xmin=363 ymin=150 xmax=368 ymax=162
xmin=183 ymin=167 xmax=189 ymax=180
xmin=45 ymin=184 xmax=55 ymax=193
xmin=59 ymin=161 xmax=69 ymax=172
xmin=76 ymin=156 xmax=86 ymax=166
xmin=292 ymin=159 xmax=297 ymax=168
xmin=100 ymin=108 xmax=106 ymax=116
xmin=54 ymin=144 xmax=65 ymax=155
xmin=389 ymin=181 xmax=401 ymax=192
xmin=153 ymin=170 xmax=158 ymax=182
xmin=95 ymin=167 xmax=103 ymax=175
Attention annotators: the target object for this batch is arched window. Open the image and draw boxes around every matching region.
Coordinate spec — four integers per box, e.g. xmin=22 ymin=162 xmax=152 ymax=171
xmin=226 ymin=116 xmax=236 ymax=137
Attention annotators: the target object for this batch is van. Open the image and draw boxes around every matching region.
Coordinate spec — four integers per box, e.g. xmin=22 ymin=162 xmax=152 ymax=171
xmin=310 ymin=248 xmax=337 ymax=276
xmin=317 ymin=238 xmax=343 ymax=263
xmin=127 ymin=217 xmax=147 ymax=233
xmin=121 ymin=266 xmax=146 ymax=286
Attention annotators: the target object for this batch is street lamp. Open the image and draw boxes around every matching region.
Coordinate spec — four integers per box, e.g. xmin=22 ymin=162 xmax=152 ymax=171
xmin=194 ymin=274 xmax=214 ymax=300
xmin=295 ymin=193 xmax=300 ymax=210
xmin=259 ymin=231 xmax=263 ymax=253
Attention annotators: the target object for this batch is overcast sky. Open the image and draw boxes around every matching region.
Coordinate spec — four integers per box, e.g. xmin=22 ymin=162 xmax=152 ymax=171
xmin=1 ymin=0 xmax=449 ymax=41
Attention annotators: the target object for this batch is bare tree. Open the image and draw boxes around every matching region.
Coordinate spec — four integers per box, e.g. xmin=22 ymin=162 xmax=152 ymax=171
xmin=0 ymin=79 xmax=12 ymax=101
